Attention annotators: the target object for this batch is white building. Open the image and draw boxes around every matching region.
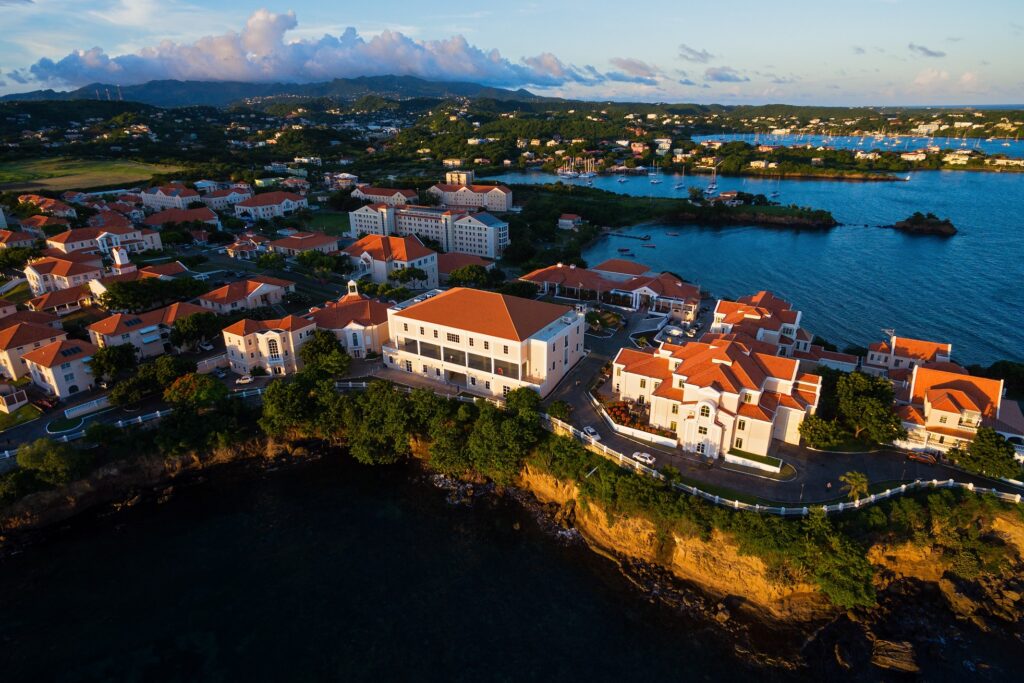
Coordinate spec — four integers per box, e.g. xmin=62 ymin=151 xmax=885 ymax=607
xmin=383 ymin=288 xmax=585 ymax=398
xmin=343 ymin=234 xmax=438 ymax=289
xmin=202 ymin=188 xmax=253 ymax=211
xmin=351 ymin=185 xmax=417 ymax=207
xmin=304 ymin=282 xmax=390 ymax=359
xmin=426 ymin=183 xmax=513 ymax=212
xmin=234 ymin=191 xmax=308 ymax=221
xmin=139 ymin=184 xmax=200 ymax=211
xmin=222 ymin=315 xmax=316 ymax=376
xmin=349 ymin=204 xmax=509 ymax=259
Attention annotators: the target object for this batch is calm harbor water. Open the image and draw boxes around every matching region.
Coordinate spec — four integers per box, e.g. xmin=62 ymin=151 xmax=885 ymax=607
xmin=490 ymin=170 xmax=1024 ymax=365
xmin=0 ymin=458 xmax=777 ymax=682
xmin=692 ymin=132 xmax=1024 ymax=157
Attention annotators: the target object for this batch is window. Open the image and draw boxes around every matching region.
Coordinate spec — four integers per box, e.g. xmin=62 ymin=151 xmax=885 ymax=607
xmin=447 ymin=333 xmax=460 ymax=343
xmin=743 ymin=393 xmax=752 ymax=404
xmin=469 ymin=338 xmax=474 ymax=347
xmin=738 ymin=419 xmax=746 ymax=431
xmin=698 ymin=426 xmax=708 ymax=435
xmin=60 ymin=362 xmax=71 ymax=370
xmin=939 ymin=416 xmax=947 ymax=424
xmin=470 ymin=377 xmax=476 ymax=386
xmin=616 ymin=367 xmax=621 ymax=376
xmin=503 ymin=345 xmax=509 ymax=354
xmin=502 ymin=386 xmax=511 ymax=397
xmin=484 ymin=341 xmax=490 ymax=350
xmin=433 ymin=330 xmax=439 ymax=338
xmin=671 ymin=404 xmax=678 ymax=414
xmin=351 ymin=332 xmax=359 ymax=345
xmin=485 ymin=381 xmax=491 ymax=390
xmin=669 ymin=421 xmax=677 ymax=431
xmin=64 ymin=373 xmax=75 ymax=382
xmin=419 ymin=327 xmax=424 ymax=335
xmin=267 ymin=339 xmax=280 ymax=360
xmin=403 ymin=323 xmax=408 ymax=331
xmin=699 ymin=405 xmax=710 ymax=418
xmin=697 ymin=443 xmax=705 ymax=454
xmin=735 ymin=438 xmax=743 ymax=449
xmin=639 ymin=378 xmax=646 ymax=389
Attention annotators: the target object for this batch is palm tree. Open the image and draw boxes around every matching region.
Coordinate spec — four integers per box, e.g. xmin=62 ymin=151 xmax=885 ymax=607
xmin=839 ymin=471 xmax=869 ymax=501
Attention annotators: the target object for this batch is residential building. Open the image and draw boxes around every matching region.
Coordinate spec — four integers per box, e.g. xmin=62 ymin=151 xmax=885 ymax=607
xmin=901 ymin=151 xmax=928 ymax=162
xmin=349 ymin=204 xmax=508 ymax=259
xmin=87 ymin=302 xmax=207 ymax=359
xmin=234 ymin=191 xmax=308 ymax=220
xmin=344 ymin=235 xmax=438 ymax=289
xmin=305 ymin=282 xmax=390 ymax=358
xmin=383 ymin=288 xmax=586 ymax=398
xmin=0 ymin=230 xmax=39 ymax=249
xmin=202 ymin=187 xmax=253 ymax=211
xmin=863 ymin=335 xmax=952 ymax=379
xmin=437 ymin=252 xmax=494 ymax=283
xmin=268 ymin=231 xmax=339 ymax=257
xmin=26 ymin=285 xmax=93 ymax=317
xmin=557 ymin=214 xmax=583 ymax=230
xmin=24 ymin=255 xmax=104 ymax=295
xmin=139 ymin=184 xmax=200 ymax=211
xmin=707 ymin=291 xmax=812 ymax=357
xmin=898 ymin=364 xmax=1024 ymax=454
xmin=350 ymin=185 xmax=418 ymax=207
xmin=18 ymin=215 xmax=69 ymax=233
xmin=198 ymin=276 xmax=296 ymax=314
xmin=426 ymin=183 xmax=513 ymax=212
xmin=18 ymin=195 xmax=77 ymax=218
xmin=222 ymin=315 xmax=316 ymax=376
xmin=225 ymin=232 xmax=270 ymax=260
xmin=24 ymin=339 xmax=97 ymax=399
xmin=45 ymin=225 xmax=162 ymax=256
xmin=0 ymin=322 xmax=68 ymax=380
xmin=612 ymin=339 xmax=822 ymax=458
xmin=144 ymin=207 xmax=221 ymax=230
xmin=0 ymin=308 xmax=61 ymax=329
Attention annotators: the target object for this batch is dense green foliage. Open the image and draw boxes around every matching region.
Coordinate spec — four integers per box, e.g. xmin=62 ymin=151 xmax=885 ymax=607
xmin=948 ymin=427 xmax=1022 ymax=479
xmin=800 ymin=370 xmax=905 ymax=449
xmin=168 ymin=312 xmax=221 ymax=350
xmin=99 ymin=277 xmax=209 ymax=312
xmin=298 ymin=330 xmax=351 ymax=378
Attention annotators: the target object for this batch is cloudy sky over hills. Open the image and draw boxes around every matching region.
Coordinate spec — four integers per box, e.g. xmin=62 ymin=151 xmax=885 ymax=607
xmin=1 ymin=0 xmax=1021 ymax=104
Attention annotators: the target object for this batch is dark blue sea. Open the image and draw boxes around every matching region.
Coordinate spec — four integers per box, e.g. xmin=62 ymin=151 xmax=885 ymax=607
xmin=490 ymin=170 xmax=1024 ymax=364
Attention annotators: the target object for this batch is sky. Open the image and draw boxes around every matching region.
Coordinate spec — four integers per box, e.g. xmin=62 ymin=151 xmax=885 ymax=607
xmin=0 ymin=0 xmax=1022 ymax=105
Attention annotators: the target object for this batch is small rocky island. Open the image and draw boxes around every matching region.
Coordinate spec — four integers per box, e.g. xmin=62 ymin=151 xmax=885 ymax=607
xmin=887 ymin=212 xmax=958 ymax=236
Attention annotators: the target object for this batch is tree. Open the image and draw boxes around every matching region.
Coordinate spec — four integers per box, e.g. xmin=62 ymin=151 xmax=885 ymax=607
xmin=343 ymin=381 xmax=411 ymax=465
xmin=389 ymin=266 xmax=428 ymax=285
xmin=99 ymin=277 xmax=208 ymax=311
xmin=836 ymin=372 xmax=906 ymax=443
xmin=839 ymin=471 xmax=869 ymax=501
xmin=168 ymin=312 xmax=221 ymax=350
xmin=427 ymin=420 xmax=471 ymax=475
xmin=259 ymin=377 xmax=317 ymax=437
xmin=88 ymin=344 xmax=138 ymax=384
xmin=798 ymin=414 xmax=845 ymax=449
xmin=16 ymin=438 xmax=90 ymax=487
xmin=298 ymin=330 xmax=351 ymax=378
xmin=163 ymin=372 xmax=229 ymax=412
xmin=546 ymin=400 xmax=572 ymax=421
xmin=948 ymin=427 xmax=1021 ymax=479
xmin=447 ymin=264 xmax=490 ymax=288
xmin=257 ymin=252 xmax=285 ymax=270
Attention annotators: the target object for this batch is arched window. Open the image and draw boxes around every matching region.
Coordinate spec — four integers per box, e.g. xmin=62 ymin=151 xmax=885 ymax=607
xmin=699 ymin=405 xmax=710 ymax=418
xmin=267 ymin=339 xmax=280 ymax=360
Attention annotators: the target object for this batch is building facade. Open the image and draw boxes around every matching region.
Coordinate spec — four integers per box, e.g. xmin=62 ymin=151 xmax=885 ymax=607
xmin=343 ymin=234 xmax=438 ymax=289
xmin=87 ymin=302 xmax=207 ymax=359
xmin=222 ymin=315 xmax=316 ymax=376
xmin=349 ymin=204 xmax=508 ymax=259
xmin=23 ymin=339 xmax=97 ymax=399
xmin=234 ymin=192 xmax=308 ymax=220
xmin=426 ymin=183 xmax=513 ymax=212
xmin=198 ymin=276 xmax=295 ymax=314
xmin=304 ymin=282 xmax=390 ymax=359
xmin=0 ymin=322 xmax=68 ymax=380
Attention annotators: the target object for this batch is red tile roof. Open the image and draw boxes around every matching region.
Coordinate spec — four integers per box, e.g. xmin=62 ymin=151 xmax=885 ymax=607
xmin=307 ymin=293 xmax=389 ymax=329
xmin=199 ymin=276 xmax=295 ymax=305
xmin=591 ymin=259 xmax=652 ymax=276
xmin=222 ymin=315 xmax=314 ymax=336
xmin=144 ymin=207 xmax=217 ymax=226
xmin=237 ymin=191 xmax=304 ymax=208
xmin=437 ymin=252 xmax=493 ymax=274
xmin=344 ymin=234 xmax=434 ymax=263
xmin=88 ymin=302 xmax=206 ymax=337
xmin=269 ymin=231 xmax=338 ymax=252
xmin=22 ymin=339 xmax=97 ymax=368
xmin=0 ymin=322 xmax=64 ymax=351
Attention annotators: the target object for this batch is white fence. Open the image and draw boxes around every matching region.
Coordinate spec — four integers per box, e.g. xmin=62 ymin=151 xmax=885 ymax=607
xmin=114 ymin=409 xmax=171 ymax=429
xmin=586 ymin=391 xmax=679 ymax=449
xmin=64 ymin=396 xmax=111 ymax=419
xmin=197 ymin=354 xmax=229 ymax=374
xmin=540 ymin=414 xmax=1023 ymax=515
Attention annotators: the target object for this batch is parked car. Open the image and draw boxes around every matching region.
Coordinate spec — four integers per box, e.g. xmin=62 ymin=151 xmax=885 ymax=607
xmin=212 ymin=368 xmax=227 ymax=379
xmin=907 ymin=451 xmax=938 ymax=465
xmin=198 ymin=342 xmax=214 ymax=352
xmin=632 ymin=451 xmax=656 ymax=466
xmin=235 ymin=375 xmax=254 ymax=385
xmin=582 ymin=426 xmax=601 ymax=441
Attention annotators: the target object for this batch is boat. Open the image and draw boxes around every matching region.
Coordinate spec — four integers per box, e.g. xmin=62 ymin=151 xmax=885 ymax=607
xmin=617 ymin=247 xmax=631 ymax=253
xmin=666 ymin=232 xmax=679 ymax=236
xmin=641 ymin=244 xmax=656 ymax=248
xmin=617 ymin=177 xmax=628 ymax=183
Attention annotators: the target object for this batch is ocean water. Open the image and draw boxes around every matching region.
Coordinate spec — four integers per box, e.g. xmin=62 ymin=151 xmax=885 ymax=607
xmin=490 ymin=170 xmax=1024 ymax=364
xmin=0 ymin=458 xmax=778 ymax=682
xmin=692 ymin=132 xmax=1024 ymax=157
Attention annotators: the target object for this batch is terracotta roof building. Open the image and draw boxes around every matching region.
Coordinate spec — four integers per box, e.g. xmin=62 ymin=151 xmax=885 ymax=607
xmin=0 ymin=321 xmax=68 ymax=380
xmin=268 ymin=231 xmax=338 ymax=257
xmin=198 ymin=275 xmax=295 ymax=314
xmin=234 ymin=191 xmax=308 ymax=220
xmin=222 ymin=315 xmax=316 ymax=376
xmin=23 ymin=339 xmax=98 ymax=399
xmin=88 ymin=301 xmax=206 ymax=359
xmin=304 ymin=282 xmax=390 ymax=358
xmin=351 ymin=185 xmax=417 ymax=207
xmin=344 ymin=234 xmax=438 ymax=288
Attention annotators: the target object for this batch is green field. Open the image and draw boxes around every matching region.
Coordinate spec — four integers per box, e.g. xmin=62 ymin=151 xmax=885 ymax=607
xmin=306 ymin=211 xmax=351 ymax=236
xmin=0 ymin=158 xmax=182 ymax=191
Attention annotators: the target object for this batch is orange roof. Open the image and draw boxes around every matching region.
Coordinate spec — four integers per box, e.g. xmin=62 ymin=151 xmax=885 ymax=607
xmin=19 ymin=215 xmax=69 ymax=230
xmin=237 ymin=191 xmax=304 ymax=208
xmin=437 ymin=252 xmax=493 ymax=274
xmin=891 ymin=336 xmax=951 ymax=362
xmin=613 ymin=347 xmax=673 ymax=380
xmin=199 ymin=276 xmax=295 ymax=305
xmin=307 ymin=293 xmax=389 ymax=329
xmin=344 ymin=234 xmax=434 ymax=263
xmin=354 ymin=186 xmax=417 ymax=198
xmin=145 ymin=184 xmax=198 ymax=199
xmin=431 ymin=183 xmax=511 ymax=195
xmin=0 ymin=322 xmax=64 ymax=351
xmin=144 ymin=207 xmax=217 ymax=226
xmin=88 ymin=302 xmax=206 ymax=337
xmin=141 ymin=261 xmax=189 ymax=277
xmin=0 ymin=230 xmax=38 ymax=245
xmin=909 ymin=366 xmax=1002 ymax=419
xmin=0 ymin=309 xmax=58 ymax=327
xmin=394 ymin=288 xmax=572 ymax=342
xmin=22 ymin=339 xmax=97 ymax=368
xmin=27 ymin=284 xmax=92 ymax=312
xmin=269 ymin=231 xmax=338 ymax=252
xmin=88 ymin=211 xmax=133 ymax=230
xmin=222 ymin=315 xmax=314 ymax=336
xmin=25 ymin=256 xmax=102 ymax=278
xmin=591 ymin=259 xmax=652 ymax=276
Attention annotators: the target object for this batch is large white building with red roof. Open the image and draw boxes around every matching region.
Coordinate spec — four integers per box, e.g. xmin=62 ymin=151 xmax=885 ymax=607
xmin=222 ymin=315 xmax=316 ymax=376
xmin=708 ymin=291 xmax=813 ymax=358
xmin=140 ymin=184 xmax=200 ymax=211
xmin=349 ymin=204 xmax=508 ymax=259
xmin=87 ymin=302 xmax=207 ymax=359
xmin=426 ymin=183 xmax=513 ymax=212
xmin=304 ymin=282 xmax=391 ymax=358
xmin=863 ymin=334 xmax=952 ymax=378
xmin=612 ymin=339 xmax=822 ymax=458
xmin=0 ymin=322 xmax=68 ymax=380
xmin=45 ymin=225 xmax=162 ymax=256
xmin=234 ymin=191 xmax=308 ymax=220
xmin=144 ymin=207 xmax=221 ymax=230
xmin=201 ymin=187 xmax=253 ymax=211
xmin=350 ymin=185 xmax=417 ymax=207
xmin=23 ymin=255 xmax=105 ymax=295
xmin=383 ymin=288 xmax=585 ymax=398
xmin=198 ymin=276 xmax=295 ymax=314
xmin=23 ymin=339 xmax=98 ymax=399
xmin=268 ymin=231 xmax=339 ymax=257
xmin=897 ymin=364 xmax=1024 ymax=455
xmin=343 ymin=234 xmax=438 ymax=288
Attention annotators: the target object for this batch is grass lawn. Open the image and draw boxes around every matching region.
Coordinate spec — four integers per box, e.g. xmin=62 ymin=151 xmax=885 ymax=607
xmin=1 ymin=281 xmax=34 ymax=305
xmin=0 ymin=404 xmax=42 ymax=432
xmin=46 ymin=415 xmax=83 ymax=433
xmin=0 ymin=158 xmax=182 ymax=191
xmin=306 ymin=211 xmax=350 ymax=236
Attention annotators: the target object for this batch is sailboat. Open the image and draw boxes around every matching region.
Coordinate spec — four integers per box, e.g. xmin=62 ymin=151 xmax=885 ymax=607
xmin=649 ymin=166 xmax=663 ymax=184
xmin=704 ymin=165 xmax=718 ymax=196
xmin=769 ymin=174 xmax=781 ymax=198
xmin=673 ymin=165 xmax=686 ymax=189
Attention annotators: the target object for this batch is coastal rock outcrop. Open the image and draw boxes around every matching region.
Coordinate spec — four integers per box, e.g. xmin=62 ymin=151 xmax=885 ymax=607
xmin=886 ymin=212 xmax=958 ymax=236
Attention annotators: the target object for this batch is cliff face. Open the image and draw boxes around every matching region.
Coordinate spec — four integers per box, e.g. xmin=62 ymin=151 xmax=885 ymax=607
xmin=517 ymin=464 xmax=1024 ymax=629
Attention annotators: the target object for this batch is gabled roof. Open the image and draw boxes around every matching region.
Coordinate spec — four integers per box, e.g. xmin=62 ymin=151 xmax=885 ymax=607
xmin=0 ymin=322 xmax=64 ymax=350
xmin=431 ymin=183 xmax=511 ymax=195
xmin=910 ymin=365 xmax=1002 ymax=419
xmin=144 ymin=207 xmax=217 ymax=226
xmin=199 ymin=276 xmax=294 ymax=305
xmin=343 ymin=234 xmax=434 ymax=263
xmin=88 ymin=301 xmax=206 ymax=337
xmin=237 ymin=191 xmax=304 ymax=208
xmin=25 ymin=256 xmax=103 ymax=278
xmin=0 ymin=309 xmax=58 ymax=327
xmin=353 ymin=186 xmax=417 ymax=198
xmin=0 ymin=230 xmax=38 ymax=245
xmin=269 ymin=231 xmax=337 ymax=251
xmin=591 ymin=258 xmax=652 ymax=276
xmin=891 ymin=336 xmax=951 ymax=362
xmin=307 ymin=292 xmax=389 ymax=329
xmin=18 ymin=215 xmax=69 ymax=230
xmin=28 ymin=284 xmax=92 ymax=312
xmin=88 ymin=211 xmax=133 ymax=230
xmin=222 ymin=315 xmax=314 ymax=336
xmin=437 ymin=252 xmax=492 ymax=275
xmin=22 ymin=339 xmax=97 ymax=368
xmin=145 ymin=184 xmax=198 ymax=199
xmin=393 ymin=288 xmax=572 ymax=342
